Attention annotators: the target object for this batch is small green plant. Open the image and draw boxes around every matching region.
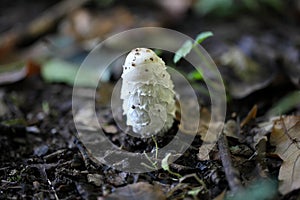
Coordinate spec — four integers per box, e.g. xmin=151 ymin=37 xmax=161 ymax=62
xmin=141 ymin=152 xmax=158 ymax=171
xmin=173 ymin=31 xmax=213 ymax=81
xmin=161 ymin=153 xmax=182 ymax=178
xmin=174 ymin=31 xmax=213 ymax=64
xmin=140 ymin=136 xmax=159 ymax=170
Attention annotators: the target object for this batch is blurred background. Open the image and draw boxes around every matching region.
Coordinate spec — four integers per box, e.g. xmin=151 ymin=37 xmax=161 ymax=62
xmin=0 ymin=0 xmax=299 ymax=115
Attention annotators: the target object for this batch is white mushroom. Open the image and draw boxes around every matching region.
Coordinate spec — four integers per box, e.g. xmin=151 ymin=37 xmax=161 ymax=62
xmin=121 ymin=48 xmax=176 ymax=137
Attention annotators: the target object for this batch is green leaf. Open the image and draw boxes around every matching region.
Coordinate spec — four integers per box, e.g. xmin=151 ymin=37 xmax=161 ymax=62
xmin=173 ymin=31 xmax=213 ymax=64
xmin=41 ymin=59 xmax=106 ymax=88
xmin=187 ymin=69 xmax=204 ymax=81
xmin=161 ymin=153 xmax=171 ymax=171
xmin=195 ymin=32 xmax=213 ymax=44
xmin=188 ymin=188 xmax=202 ymax=196
xmin=173 ymin=40 xmax=193 ymax=64
xmin=42 ymin=59 xmax=79 ymax=85
xmin=266 ymin=91 xmax=300 ymax=117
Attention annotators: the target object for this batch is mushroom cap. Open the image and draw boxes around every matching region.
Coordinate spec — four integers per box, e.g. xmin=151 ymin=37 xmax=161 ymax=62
xmin=121 ymin=48 xmax=176 ymax=136
xmin=123 ymin=48 xmax=165 ymax=75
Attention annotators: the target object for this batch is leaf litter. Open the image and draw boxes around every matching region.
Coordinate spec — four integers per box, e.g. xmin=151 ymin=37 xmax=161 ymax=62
xmin=270 ymin=116 xmax=300 ymax=195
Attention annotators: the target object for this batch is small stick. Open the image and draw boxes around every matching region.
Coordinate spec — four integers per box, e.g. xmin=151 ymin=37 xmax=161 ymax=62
xmin=75 ymin=140 xmax=101 ymax=170
xmin=218 ymin=132 xmax=243 ymax=193
xmin=47 ymin=179 xmax=59 ymax=200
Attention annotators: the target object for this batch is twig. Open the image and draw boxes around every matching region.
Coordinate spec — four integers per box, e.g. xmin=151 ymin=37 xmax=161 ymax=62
xmin=218 ymin=132 xmax=243 ymax=193
xmin=47 ymin=179 xmax=59 ymax=200
xmin=76 ymin=140 xmax=101 ymax=170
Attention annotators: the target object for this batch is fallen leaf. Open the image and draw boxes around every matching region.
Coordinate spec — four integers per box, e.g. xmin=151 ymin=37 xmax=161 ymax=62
xmin=270 ymin=116 xmax=300 ymax=195
xmin=240 ymin=104 xmax=257 ymax=128
xmin=252 ymin=127 xmax=268 ymax=149
xmin=41 ymin=58 xmax=109 ymax=87
xmin=41 ymin=59 xmax=80 ymax=85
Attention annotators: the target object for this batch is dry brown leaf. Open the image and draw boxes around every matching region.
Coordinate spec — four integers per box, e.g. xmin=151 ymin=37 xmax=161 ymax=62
xmin=270 ymin=116 xmax=300 ymax=195
xmin=240 ymin=104 xmax=257 ymax=128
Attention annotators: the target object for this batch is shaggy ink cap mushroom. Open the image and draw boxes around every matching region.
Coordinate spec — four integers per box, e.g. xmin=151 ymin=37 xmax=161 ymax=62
xmin=120 ymin=48 xmax=176 ymax=137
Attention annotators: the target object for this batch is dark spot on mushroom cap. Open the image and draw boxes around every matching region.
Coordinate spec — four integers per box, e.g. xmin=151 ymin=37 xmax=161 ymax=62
xmin=131 ymin=105 xmax=136 ymax=109
xmin=150 ymin=57 xmax=154 ymax=61
xmin=135 ymin=52 xmax=140 ymax=55
xmin=145 ymin=69 xmax=149 ymax=72
xmin=146 ymin=49 xmax=150 ymax=52
xmin=135 ymin=48 xmax=139 ymax=51
xmin=132 ymin=63 xmax=135 ymax=66
xmin=125 ymin=67 xmax=127 ymax=70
